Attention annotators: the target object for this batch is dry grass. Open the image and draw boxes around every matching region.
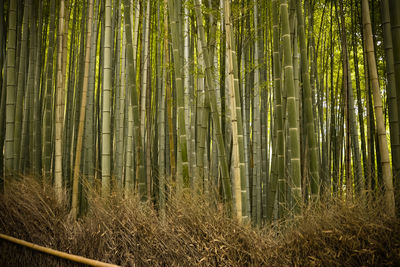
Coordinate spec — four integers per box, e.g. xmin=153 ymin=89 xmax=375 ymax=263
xmin=1 ymin=177 xmax=399 ymax=266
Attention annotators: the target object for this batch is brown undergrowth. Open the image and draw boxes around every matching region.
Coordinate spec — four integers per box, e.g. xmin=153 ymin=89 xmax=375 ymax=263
xmin=0 ymin=177 xmax=399 ymax=266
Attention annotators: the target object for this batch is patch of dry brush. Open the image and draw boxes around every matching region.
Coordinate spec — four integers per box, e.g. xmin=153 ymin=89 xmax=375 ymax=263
xmin=1 ymin=177 xmax=399 ymax=266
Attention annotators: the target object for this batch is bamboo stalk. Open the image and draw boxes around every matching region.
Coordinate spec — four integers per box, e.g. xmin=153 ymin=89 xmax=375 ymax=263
xmin=0 ymin=233 xmax=120 ymax=267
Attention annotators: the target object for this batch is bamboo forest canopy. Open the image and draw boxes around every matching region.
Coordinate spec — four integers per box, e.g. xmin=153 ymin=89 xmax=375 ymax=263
xmin=1 ymin=0 xmax=400 ymax=223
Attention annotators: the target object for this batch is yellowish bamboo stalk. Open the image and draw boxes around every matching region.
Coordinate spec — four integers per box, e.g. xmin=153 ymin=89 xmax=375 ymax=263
xmin=0 ymin=233 xmax=120 ymax=267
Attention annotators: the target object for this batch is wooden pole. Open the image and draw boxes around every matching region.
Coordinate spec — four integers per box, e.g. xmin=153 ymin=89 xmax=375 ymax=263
xmin=0 ymin=233 xmax=120 ymax=267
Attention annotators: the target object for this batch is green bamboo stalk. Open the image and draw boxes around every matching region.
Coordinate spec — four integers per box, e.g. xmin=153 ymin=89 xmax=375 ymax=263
xmin=183 ymin=1 xmax=192 ymax=179
xmin=281 ymin=0 xmax=302 ymax=215
xmin=102 ymin=0 xmax=112 ymax=197
xmin=295 ymin=0 xmax=320 ymax=199
xmin=224 ymin=0 xmax=242 ymax=222
xmin=0 ymin=65 xmax=5 ymax=191
xmin=55 ymin=0 xmax=66 ymax=202
xmin=382 ymin=0 xmax=400 ymax=183
xmin=124 ymin=0 xmax=146 ymax=199
xmin=194 ymin=0 xmax=232 ymax=210
xmin=20 ymin=0 xmax=34 ymax=171
xmin=43 ymin=0 xmax=56 ymax=179
xmin=114 ymin=0 xmax=124 ymax=191
xmin=229 ymin=3 xmax=249 ymax=222
xmin=14 ymin=0 xmax=30 ymax=170
xmin=269 ymin=0 xmax=285 ymax=220
xmin=143 ymin=0 xmax=152 ymax=200
xmin=252 ymin=0 xmax=262 ymax=225
xmin=167 ymin=0 xmax=189 ymax=187
xmin=84 ymin=0 xmax=100 ymax=186
xmin=5 ymin=0 xmax=17 ymax=174
xmin=140 ymin=0 xmax=150 ymax=152
xmin=164 ymin=12 xmax=176 ymax=185
xmin=71 ymin=0 xmax=93 ymax=219
xmin=0 ymin=0 xmax=4 ymax=187
xmin=62 ymin=2 xmax=78 ymax=188
xmin=339 ymin=0 xmax=363 ymax=196
xmin=388 ymin=0 xmax=400 ymax=136
xmin=32 ymin=3 xmax=43 ymax=174
xmin=352 ymin=0 xmax=368 ymax=193
xmin=195 ymin=27 xmax=207 ymax=189
xmin=71 ymin=6 xmax=87 ymax=182
xmin=158 ymin=1 xmax=166 ymax=213
xmin=241 ymin=45 xmax=251 ymax=220
xmin=362 ymin=0 xmax=396 ymax=217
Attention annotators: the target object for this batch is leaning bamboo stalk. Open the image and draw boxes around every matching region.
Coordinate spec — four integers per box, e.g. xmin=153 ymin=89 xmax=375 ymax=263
xmin=194 ymin=0 xmax=232 ymax=210
xmin=71 ymin=0 xmax=93 ymax=220
xmin=362 ymin=0 xmax=396 ymax=217
xmin=0 ymin=233 xmax=119 ymax=267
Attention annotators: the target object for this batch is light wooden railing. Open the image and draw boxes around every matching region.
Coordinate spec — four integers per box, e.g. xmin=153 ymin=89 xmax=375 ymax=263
xmin=0 ymin=233 xmax=120 ymax=267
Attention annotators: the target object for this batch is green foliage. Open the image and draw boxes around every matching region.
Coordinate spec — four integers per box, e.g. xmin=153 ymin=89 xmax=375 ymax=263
xmin=1 ymin=0 xmax=399 ymax=224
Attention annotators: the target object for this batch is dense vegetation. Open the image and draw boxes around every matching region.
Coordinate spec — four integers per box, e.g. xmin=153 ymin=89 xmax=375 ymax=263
xmin=1 ymin=0 xmax=400 ymax=263
xmin=1 ymin=177 xmax=400 ymax=266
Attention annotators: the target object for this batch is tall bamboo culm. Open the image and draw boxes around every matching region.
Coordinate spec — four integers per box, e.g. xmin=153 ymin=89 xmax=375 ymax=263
xmin=362 ymin=0 xmax=396 ymax=217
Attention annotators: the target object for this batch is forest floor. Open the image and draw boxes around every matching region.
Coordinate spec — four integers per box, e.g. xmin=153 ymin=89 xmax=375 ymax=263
xmin=1 ymin=177 xmax=400 ymax=266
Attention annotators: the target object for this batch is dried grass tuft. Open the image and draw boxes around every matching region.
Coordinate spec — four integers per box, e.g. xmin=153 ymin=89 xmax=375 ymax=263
xmin=1 ymin=177 xmax=399 ymax=266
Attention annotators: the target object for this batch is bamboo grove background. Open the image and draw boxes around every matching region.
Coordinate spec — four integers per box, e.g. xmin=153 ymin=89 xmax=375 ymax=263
xmin=1 ymin=0 xmax=399 ymax=224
